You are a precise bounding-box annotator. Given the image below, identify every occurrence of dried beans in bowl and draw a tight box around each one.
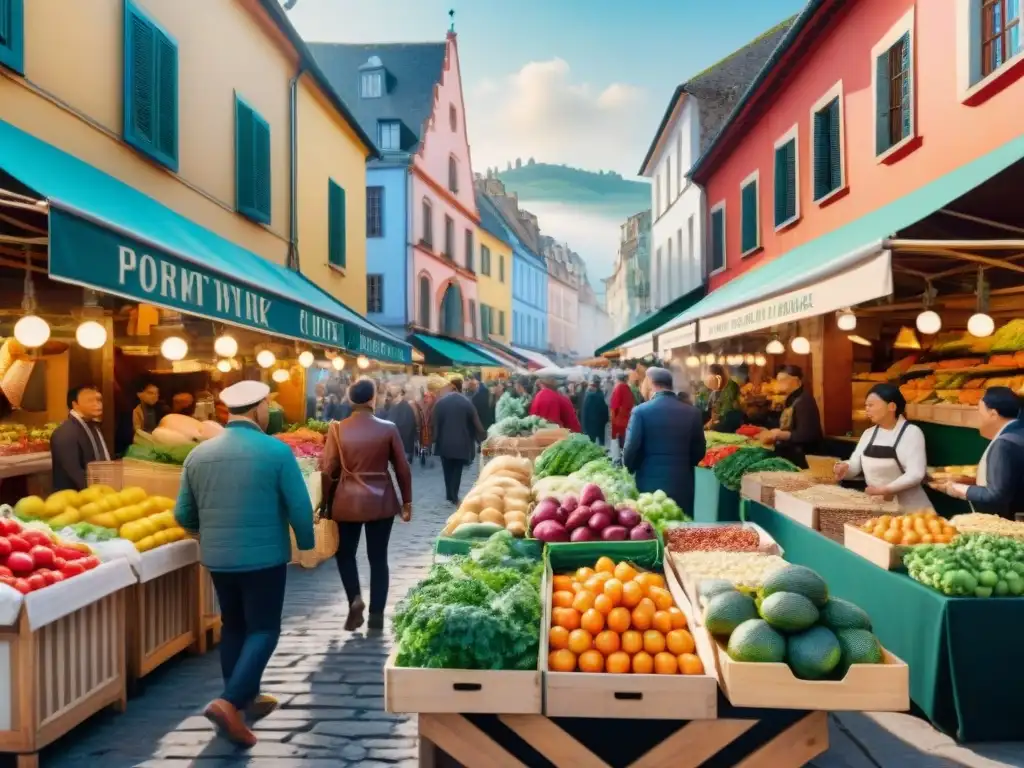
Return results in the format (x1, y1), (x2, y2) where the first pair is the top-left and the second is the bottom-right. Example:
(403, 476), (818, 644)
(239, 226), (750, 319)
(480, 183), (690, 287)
(665, 526), (760, 552)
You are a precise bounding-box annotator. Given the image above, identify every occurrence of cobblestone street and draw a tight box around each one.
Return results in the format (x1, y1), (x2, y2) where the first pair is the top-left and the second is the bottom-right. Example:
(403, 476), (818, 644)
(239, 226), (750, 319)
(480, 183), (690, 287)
(42, 458), (465, 768)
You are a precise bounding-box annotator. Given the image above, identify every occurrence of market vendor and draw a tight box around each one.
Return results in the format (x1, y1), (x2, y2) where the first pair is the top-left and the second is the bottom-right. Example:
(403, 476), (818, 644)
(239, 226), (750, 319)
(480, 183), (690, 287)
(936, 387), (1024, 518)
(834, 384), (931, 509)
(704, 364), (743, 433)
(759, 365), (821, 469)
(50, 384), (112, 491)
(131, 380), (162, 433)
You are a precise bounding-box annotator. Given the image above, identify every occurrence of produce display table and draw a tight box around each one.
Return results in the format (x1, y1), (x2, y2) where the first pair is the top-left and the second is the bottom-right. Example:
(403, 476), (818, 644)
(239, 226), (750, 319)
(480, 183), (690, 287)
(744, 499), (1024, 743)
(127, 541), (200, 685)
(0, 453), (51, 480)
(0, 559), (135, 768)
(192, 566), (221, 654)
(693, 468), (740, 523)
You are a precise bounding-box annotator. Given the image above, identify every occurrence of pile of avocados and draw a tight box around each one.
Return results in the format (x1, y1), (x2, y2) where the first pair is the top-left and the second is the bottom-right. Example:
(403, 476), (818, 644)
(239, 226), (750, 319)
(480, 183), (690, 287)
(702, 564), (884, 680)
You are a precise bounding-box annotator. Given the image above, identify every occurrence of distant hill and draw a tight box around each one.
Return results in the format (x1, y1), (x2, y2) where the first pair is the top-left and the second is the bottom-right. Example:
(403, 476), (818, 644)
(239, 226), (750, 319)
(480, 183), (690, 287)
(496, 163), (649, 212)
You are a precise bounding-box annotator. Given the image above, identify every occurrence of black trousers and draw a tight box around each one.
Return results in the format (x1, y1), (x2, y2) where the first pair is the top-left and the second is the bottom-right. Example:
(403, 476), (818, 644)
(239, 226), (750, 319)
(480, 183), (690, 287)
(440, 457), (465, 502)
(335, 517), (395, 615)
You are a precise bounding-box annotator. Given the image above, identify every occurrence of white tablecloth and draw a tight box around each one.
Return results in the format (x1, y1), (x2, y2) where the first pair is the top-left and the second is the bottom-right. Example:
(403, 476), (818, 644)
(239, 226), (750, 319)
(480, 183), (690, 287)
(22, 558), (135, 630)
(135, 539), (199, 583)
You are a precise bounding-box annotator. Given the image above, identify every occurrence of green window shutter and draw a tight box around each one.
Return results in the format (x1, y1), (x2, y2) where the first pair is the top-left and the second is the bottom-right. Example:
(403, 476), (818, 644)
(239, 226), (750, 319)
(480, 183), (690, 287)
(710, 209), (724, 270)
(328, 180), (346, 268)
(875, 53), (891, 154)
(123, 1), (177, 171)
(253, 114), (271, 222)
(784, 141), (796, 221)
(0, 0), (25, 75)
(740, 181), (757, 253)
(481, 303), (489, 335)
(235, 97), (271, 224)
(773, 146), (787, 226)
(899, 33), (912, 140)
(499, 310), (505, 336)
(828, 98), (842, 192)
(813, 109), (830, 200)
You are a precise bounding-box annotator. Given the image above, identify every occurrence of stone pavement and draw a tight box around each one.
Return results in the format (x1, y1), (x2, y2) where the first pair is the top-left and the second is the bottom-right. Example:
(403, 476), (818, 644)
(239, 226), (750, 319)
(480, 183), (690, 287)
(38, 458), (1024, 768)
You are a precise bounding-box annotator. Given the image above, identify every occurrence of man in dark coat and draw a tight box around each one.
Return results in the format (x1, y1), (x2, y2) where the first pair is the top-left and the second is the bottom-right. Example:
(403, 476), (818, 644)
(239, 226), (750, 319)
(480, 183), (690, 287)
(582, 378), (609, 446)
(388, 389), (419, 463)
(468, 373), (495, 436)
(622, 367), (706, 517)
(51, 385), (112, 491)
(432, 381), (485, 504)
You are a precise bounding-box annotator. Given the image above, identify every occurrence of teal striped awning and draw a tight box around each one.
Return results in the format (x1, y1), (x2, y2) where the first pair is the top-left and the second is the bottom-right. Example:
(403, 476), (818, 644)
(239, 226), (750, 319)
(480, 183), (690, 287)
(410, 334), (504, 367)
(594, 286), (705, 356)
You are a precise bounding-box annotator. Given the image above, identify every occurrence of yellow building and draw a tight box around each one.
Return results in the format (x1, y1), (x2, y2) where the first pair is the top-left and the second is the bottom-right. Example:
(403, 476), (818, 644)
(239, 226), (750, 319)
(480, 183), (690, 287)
(474, 192), (513, 345)
(0, 0), (389, 331)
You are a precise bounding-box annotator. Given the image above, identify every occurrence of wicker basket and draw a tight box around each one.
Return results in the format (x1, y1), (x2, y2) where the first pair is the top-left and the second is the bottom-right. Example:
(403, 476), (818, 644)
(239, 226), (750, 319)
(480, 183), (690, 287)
(87, 459), (183, 497)
(290, 518), (339, 568)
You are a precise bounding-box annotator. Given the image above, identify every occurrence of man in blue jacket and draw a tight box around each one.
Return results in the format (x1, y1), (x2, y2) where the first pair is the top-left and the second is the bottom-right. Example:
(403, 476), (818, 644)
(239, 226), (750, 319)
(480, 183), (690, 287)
(176, 380), (315, 747)
(623, 367), (706, 517)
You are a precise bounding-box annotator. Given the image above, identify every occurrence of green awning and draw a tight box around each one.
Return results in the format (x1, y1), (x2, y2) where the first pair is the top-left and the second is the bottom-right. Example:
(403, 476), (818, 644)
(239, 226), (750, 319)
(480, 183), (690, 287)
(594, 286), (705, 356)
(655, 133), (1024, 342)
(0, 119), (411, 363)
(410, 334), (502, 366)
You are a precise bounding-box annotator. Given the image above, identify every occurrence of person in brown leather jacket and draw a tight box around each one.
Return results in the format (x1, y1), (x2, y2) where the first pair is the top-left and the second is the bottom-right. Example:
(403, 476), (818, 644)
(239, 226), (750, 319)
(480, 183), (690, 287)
(321, 378), (413, 631)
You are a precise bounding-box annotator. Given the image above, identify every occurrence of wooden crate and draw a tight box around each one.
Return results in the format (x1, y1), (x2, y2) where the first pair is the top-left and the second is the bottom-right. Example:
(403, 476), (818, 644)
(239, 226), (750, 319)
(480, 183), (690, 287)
(843, 524), (910, 570)
(191, 566), (222, 655)
(127, 559), (199, 684)
(86, 459), (182, 498)
(708, 630), (909, 711)
(0, 570), (131, 768)
(542, 559), (718, 720)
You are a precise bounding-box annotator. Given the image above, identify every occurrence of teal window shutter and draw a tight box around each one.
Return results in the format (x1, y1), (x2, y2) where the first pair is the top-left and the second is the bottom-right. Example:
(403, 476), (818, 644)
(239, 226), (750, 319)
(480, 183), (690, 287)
(828, 98), (842, 191)
(328, 179), (346, 268)
(784, 141), (796, 221)
(813, 109), (830, 200)
(710, 209), (724, 270)
(875, 53), (891, 155)
(235, 96), (271, 224)
(740, 180), (758, 253)
(899, 33), (912, 140)
(0, 0), (25, 75)
(773, 146), (786, 226)
(123, 0), (178, 171)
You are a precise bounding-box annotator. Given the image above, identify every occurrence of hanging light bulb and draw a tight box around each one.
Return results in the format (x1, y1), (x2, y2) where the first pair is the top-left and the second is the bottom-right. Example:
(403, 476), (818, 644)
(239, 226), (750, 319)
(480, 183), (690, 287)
(332, 356), (345, 371)
(744, 354), (755, 365)
(75, 320), (107, 350)
(214, 334), (238, 358)
(754, 354), (767, 367)
(790, 336), (810, 355)
(836, 310), (857, 331)
(161, 336), (188, 361)
(357, 355), (370, 369)
(915, 310), (942, 335)
(13, 315), (50, 349)
(766, 338), (785, 355)
(967, 313), (994, 338)
(298, 350), (315, 368)
(256, 349), (276, 368)
(685, 355), (700, 368)
(703, 353), (716, 365)
(271, 368), (290, 384)
(216, 359), (233, 373)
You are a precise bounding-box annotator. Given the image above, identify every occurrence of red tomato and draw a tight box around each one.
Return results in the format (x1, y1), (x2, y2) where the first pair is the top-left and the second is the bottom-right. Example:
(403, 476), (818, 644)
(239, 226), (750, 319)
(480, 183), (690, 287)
(6, 535), (29, 553)
(13, 578), (32, 594)
(40, 570), (60, 586)
(0, 575), (15, 588)
(25, 574), (46, 592)
(0, 565), (12, 578)
(80, 556), (100, 571)
(6, 551), (33, 574)
(0, 518), (21, 536)
(22, 531), (51, 548)
(48, 571), (64, 584)
(61, 561), (85, 578)
(29, 545), (55, 569)
(52, 557), (66, 571)
(0, 538), (12, 558)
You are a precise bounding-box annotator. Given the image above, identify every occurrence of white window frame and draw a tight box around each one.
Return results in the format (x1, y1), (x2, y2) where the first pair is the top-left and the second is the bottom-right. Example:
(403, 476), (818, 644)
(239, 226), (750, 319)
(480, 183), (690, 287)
(377, 120), (400, 151)
(708, 200), (727, 277)
(738, 169), (761, 258)
(772, 123), (801, 232)
(870, 6), (916, 164)
(957, 0), (1024, 103)
(809, 80), (847, 205)
(360, 70), (383, 98)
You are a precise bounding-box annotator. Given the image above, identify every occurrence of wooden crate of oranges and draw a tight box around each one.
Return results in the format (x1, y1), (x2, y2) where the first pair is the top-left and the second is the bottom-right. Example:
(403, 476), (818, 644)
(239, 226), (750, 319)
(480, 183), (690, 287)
(542, 554), (718, 719)
(844, 511), (959, 570)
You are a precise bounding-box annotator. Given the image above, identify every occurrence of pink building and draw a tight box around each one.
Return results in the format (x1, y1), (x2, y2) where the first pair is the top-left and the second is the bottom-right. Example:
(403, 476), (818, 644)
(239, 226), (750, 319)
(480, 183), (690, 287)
(410, 31), (480, 338)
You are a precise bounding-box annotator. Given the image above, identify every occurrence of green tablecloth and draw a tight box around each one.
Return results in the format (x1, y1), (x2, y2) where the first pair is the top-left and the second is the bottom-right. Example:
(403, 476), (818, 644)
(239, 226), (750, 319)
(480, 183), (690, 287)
(693, 467), (741, 522)
(744, 499), (1024, 743)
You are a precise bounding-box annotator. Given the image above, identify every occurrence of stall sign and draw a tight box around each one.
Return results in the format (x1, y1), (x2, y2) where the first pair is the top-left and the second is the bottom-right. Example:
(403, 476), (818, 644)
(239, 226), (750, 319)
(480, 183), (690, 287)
(48, 207), (411, 363)
(698, 251), (892, 342)
(656, 323), (696, 355)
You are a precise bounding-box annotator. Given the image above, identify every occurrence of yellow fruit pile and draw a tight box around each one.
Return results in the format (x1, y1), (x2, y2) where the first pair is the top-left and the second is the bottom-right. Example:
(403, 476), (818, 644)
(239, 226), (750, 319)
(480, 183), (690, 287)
(859, 510), (958, 546)
(548, 557), (704, 676)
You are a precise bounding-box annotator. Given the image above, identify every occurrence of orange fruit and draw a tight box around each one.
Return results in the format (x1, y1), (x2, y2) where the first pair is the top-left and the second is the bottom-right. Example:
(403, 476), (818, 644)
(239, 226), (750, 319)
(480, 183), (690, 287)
(606, 651), (631, 674)
(632, 651), (654, 674)
(652, 610), (673, 634)
(902, 531), (921, 546)
(882, 528), (901, 544)
(602, 578), (624, 605)
(667, 606), (688, 630)
(614, 562), (637, 582)
(594, 594), (615, 615)
(636, 597), (656, 617)
(578, 649), (605, 673)
(678, 653), (704, 675)
(568, 628), (593, 655)
(595, 556), (616, 574)
(571, 581), (584, 593)
(581, 608), (605, 635)
(552, 590), (575, 609)
(576, 567), (595, 582)
(631, 606), (653, 631)
(549, 649), (576, 672)
(552, 575), (574, 592)
(649, 587), (675, 611)
(594, 630), (620, 656)
(553, 607), (581, 631)
(654, 652), (679, 675)
(572, 590), (596, 613)
(621, 581), (644, 608)
(549, 625), (570, 650)
(607, 607), (632, 634)
(643, 630), (666, 655)
(621, 629), (643, 655)
(666, 629), (696, 656)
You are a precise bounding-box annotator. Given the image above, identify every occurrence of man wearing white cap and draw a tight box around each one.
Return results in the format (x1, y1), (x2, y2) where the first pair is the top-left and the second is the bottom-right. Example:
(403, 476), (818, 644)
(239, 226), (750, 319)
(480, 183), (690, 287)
(175, 379), (315, 747)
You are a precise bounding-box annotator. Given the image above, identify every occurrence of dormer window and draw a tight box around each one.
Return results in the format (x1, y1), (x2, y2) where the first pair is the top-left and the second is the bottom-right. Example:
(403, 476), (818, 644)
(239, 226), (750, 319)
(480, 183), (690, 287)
(378, 120), (401, 150)
(359, 56), (385, 98)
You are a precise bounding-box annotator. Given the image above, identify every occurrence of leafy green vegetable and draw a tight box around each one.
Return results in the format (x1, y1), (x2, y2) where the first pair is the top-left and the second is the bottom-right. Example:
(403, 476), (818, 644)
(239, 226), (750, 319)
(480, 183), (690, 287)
(125, 442), (197, 465)
(705, 431), (755, 448)
(569, 458), (638, 505)
(68, 522), (118, 541)
(488, 415), (555, 438)
(496, 392), (527, 422)
(712, 446), (774, 491)
(906, 533), (1024, 597)
(287, 419), (330, 434)
(635, 490), (689, 533)
(534, 434), (605, 478)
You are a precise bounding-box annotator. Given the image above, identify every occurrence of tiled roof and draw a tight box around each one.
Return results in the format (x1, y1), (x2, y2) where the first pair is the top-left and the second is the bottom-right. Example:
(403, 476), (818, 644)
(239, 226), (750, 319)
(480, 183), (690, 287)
(308, 42), (447, 155)
(475, 192), (512, 245)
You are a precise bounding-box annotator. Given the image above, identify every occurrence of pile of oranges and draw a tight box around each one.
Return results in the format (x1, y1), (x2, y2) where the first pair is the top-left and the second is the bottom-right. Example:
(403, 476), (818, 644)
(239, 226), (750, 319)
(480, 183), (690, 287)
(859, 511), (958, 546)
(548, 557), (704, 676)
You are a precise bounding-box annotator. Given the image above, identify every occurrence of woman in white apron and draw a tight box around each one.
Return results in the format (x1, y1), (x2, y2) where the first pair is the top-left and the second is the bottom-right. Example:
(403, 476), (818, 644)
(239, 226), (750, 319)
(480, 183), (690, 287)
(835, 384), (932, 510)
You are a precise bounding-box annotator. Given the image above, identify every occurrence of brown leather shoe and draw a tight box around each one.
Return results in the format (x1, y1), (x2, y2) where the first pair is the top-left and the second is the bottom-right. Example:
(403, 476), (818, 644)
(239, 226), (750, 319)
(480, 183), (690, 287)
(205, 698), (257, 747)
(345, 596), (366, 631)
(247, 693), (279, 720)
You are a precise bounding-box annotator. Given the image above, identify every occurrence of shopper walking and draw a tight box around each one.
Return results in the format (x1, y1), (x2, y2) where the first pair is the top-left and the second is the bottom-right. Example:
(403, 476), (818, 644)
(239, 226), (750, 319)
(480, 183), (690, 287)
(388, 388), (419, 464)
(622, 367), (706, 516)
(321, 378), (413, 632)
(433, 378), (485, 504)
(529, 377), (582, 432)
(468, 373), (495, 436)
(609, 373), (636, 452)
(176, 380), (315, 748)
(582, 377), (609, 445)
